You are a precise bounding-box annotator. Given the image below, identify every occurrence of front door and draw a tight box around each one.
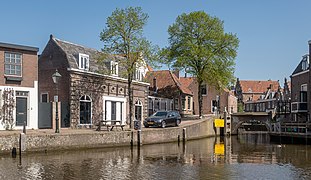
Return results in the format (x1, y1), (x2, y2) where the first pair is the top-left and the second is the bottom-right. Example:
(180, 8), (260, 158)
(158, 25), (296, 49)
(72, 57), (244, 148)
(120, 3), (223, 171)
(110, 101), (116, 125)
(16, 97), (27, 126)
(135, 105), (142, 121)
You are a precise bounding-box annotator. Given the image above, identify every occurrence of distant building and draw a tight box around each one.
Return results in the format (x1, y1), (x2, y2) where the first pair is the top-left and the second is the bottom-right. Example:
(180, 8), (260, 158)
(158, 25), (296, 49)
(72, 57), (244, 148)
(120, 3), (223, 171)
(290, 41), (310, 122)
(145, 70), (193, 116)
(0, 42), (39, 130)
(180, 77), (237, 115)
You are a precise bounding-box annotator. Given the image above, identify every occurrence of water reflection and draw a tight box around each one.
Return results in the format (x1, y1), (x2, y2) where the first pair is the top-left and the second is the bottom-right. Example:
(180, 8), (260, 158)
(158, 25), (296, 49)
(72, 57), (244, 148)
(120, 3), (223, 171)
(1, 134), (311, 179)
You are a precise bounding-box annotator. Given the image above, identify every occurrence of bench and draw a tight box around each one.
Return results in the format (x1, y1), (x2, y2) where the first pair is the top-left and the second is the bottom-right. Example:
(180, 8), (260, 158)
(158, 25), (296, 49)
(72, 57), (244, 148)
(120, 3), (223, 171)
(96, 120), (125, 131)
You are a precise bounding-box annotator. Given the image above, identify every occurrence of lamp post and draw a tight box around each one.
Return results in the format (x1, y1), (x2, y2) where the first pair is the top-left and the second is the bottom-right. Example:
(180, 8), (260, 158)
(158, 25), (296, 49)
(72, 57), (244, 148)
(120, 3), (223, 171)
(52, 69), (62, 133)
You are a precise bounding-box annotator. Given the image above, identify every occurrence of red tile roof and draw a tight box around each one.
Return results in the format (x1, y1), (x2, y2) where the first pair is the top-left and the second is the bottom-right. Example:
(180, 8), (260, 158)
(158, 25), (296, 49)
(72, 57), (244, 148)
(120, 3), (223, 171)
(240, 80), (279, 93)
(146, 70), (193, 95)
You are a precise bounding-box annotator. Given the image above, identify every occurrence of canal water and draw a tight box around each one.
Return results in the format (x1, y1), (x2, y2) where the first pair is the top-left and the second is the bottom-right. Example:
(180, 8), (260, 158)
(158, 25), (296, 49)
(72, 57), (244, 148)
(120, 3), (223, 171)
(1, 134), (311, 180)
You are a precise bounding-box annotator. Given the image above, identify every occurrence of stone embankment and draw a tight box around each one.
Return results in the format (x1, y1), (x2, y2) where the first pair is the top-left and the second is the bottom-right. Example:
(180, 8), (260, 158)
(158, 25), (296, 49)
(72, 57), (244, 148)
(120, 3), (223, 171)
(0, 117), (218, 154)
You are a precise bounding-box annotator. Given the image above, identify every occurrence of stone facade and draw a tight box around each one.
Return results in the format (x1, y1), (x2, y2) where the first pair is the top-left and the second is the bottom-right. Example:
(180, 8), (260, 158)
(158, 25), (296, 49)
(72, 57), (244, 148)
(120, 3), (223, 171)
(39, 35), (149, 128)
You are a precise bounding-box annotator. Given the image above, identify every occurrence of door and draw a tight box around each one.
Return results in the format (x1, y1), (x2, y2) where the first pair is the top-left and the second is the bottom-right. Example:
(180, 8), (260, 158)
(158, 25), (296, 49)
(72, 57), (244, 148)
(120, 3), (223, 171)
(111, 101), (116, 125)
(16, 97), (27, 126)
(135, 105), (142, 121)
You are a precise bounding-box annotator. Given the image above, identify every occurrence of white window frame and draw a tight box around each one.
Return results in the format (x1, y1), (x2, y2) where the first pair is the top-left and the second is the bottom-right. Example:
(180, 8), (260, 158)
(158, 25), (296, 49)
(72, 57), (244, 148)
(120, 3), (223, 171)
(41, 92), (49, 103)
(301, 84), (307, 92)
(4, 52), (22, 77)
(78, 53), (89, 71)
(201, 84), (208, 96)
(111, 61), (118, 76)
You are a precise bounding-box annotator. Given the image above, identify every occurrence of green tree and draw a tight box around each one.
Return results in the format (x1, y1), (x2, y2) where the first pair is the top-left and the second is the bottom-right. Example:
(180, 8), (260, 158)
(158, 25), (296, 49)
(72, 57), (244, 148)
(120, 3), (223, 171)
(100, 7), (158, 128)
(162, 11), (239, 118)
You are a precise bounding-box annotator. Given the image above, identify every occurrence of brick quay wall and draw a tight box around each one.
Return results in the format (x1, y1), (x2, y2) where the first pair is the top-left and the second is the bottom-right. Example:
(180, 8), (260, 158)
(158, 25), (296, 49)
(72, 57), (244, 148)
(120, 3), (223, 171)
(0, 118), (218, 154)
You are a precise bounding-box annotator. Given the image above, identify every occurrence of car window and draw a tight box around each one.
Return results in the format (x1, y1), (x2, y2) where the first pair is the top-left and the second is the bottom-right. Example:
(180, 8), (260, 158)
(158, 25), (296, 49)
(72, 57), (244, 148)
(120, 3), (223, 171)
(154, 111), (167, 117)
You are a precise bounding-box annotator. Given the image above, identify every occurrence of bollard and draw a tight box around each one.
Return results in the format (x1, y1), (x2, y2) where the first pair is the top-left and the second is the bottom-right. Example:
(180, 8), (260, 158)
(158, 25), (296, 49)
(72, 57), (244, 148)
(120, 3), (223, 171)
(19, 133), (26, 155)
(178, 135), (180, 145)
(23, 121), (26, 134)
(182, 128), (187, 143)
(12, 147), (17, 158)
(130, 131), (134, 146)
(137, 130), (141, 147)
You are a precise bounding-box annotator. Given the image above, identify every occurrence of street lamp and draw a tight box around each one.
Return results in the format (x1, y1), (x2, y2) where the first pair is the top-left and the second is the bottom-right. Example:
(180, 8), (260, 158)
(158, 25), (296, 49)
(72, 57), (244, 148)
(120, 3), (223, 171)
(52, 69), (62, 133)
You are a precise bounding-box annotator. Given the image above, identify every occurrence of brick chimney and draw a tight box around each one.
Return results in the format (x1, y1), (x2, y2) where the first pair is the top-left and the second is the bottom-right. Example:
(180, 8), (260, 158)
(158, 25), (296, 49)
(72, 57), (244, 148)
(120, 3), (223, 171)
(308, 40), (311, 57)
(153, 77), (157, 93)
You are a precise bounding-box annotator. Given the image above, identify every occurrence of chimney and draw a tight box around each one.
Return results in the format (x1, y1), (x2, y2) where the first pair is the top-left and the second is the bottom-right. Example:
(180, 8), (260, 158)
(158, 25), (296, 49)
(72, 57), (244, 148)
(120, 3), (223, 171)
(153, 77), (157, 93)
(308, 40), (311, 58)
(173, 70), (179, 79)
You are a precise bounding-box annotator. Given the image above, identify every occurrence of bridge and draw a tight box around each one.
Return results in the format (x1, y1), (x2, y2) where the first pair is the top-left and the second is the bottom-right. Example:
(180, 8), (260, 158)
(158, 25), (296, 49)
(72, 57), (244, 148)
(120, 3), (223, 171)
(230, 112), (272, 135)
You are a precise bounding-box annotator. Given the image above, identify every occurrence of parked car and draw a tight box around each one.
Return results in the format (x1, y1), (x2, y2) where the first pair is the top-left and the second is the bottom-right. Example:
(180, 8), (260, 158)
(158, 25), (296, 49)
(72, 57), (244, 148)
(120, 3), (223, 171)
(143, 111), (181, 128)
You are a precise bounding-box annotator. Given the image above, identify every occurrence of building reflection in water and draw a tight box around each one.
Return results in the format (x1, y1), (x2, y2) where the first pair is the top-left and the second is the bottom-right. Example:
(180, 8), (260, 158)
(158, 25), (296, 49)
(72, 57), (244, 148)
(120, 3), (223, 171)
(1, 134), (311, 179)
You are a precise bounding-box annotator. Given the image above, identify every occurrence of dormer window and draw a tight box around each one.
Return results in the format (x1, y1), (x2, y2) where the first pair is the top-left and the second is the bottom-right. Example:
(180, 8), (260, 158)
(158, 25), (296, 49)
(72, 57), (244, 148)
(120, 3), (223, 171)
(78, 53), (89, 71)
(302, 55), (309, 71)
(134, 69), (143, 81)
(110, 61), (118, 76)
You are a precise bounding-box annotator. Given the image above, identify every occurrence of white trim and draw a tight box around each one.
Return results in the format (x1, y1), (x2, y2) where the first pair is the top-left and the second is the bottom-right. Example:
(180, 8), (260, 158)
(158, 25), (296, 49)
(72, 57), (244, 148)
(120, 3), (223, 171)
(67, 68), (150, 86)
(291, 69), (309, 77)
(78, 53), (89, 71)
(0, 81), (38, 130)
(40, 92), (49, 103)
(79, 95), (92, 125)
(103, 96), (127, 125)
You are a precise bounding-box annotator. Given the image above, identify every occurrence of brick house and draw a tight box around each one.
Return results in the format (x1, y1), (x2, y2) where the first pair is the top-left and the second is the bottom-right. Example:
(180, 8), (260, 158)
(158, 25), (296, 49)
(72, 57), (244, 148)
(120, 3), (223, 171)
(180, 77), (237, 116)
(38, 35), (149, 128)
(145, 70), (193, 116)
(0, 42), (39, 130)
(235, 79), (280, 104)
(290, 41), (310, 122)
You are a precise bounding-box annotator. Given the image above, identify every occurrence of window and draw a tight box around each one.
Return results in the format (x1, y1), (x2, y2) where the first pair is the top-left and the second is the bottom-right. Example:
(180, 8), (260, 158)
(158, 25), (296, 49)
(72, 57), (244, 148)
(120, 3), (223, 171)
(302, 55), (309, 71)
(188, 97), (191, 110)
(80, 95), (92, 124)
(174, 98), (179, 110)
(182, 96), (186, 110)
(134, 69), (143, 81)
(301, 84), (308, 102)
(111, 61), (118, 75)
(201, 85), (207, 95)
(41, 93), (49, 103)
(4, 52), (22, 76)
(78, 53), (89, 70)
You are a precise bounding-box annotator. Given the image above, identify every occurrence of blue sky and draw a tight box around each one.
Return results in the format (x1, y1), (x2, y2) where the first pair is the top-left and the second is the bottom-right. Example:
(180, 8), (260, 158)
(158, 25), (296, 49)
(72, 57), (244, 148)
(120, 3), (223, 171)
(1, 1), (311, 84)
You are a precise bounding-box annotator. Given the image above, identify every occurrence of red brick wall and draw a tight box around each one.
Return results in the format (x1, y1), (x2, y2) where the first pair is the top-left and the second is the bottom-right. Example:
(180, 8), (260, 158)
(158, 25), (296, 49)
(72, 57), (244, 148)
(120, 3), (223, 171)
(38, 39), (70, 103)
(188, 80), (235, 115)
(0, 47), (38, 87)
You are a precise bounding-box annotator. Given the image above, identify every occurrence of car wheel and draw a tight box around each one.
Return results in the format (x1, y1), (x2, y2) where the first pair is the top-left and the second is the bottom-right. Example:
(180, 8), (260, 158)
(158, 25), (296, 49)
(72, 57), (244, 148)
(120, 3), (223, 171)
(161, 121), (166, 128)
(144, 125), (149, 128)
(176, 119), (180, 126)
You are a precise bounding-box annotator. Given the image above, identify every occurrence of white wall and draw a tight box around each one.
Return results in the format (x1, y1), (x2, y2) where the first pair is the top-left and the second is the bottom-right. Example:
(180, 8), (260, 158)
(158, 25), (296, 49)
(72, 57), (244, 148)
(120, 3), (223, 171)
(0, 81), (38, 130)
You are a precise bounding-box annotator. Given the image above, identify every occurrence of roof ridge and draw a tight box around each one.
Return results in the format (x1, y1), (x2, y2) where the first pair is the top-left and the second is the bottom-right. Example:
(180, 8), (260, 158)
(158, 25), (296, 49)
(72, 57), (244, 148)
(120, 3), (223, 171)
(53, 37), (99, 52)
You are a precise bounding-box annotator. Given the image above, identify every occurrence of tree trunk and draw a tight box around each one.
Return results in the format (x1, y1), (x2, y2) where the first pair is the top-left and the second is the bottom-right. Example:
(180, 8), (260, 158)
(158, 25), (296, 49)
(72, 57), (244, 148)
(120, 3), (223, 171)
(198, 80), (203, 119)
(128, 76), (133, 129)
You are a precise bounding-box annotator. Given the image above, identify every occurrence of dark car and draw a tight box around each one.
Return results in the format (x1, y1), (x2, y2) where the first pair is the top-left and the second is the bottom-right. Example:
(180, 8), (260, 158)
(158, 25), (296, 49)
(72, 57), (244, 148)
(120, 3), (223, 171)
(143, 111), (181, 128)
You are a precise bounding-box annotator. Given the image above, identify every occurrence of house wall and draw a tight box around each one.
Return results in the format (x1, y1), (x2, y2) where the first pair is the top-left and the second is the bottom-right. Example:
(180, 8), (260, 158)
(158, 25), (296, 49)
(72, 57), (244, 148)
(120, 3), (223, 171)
(291, 71), (309, 102)
(291, 71), (309, 122)
(38, 39), (70, 104)
(0, 47), (38, 87)
(188, 80), (235, 116)
(0, 46), (38, 130)
(68, 72), (149, 128)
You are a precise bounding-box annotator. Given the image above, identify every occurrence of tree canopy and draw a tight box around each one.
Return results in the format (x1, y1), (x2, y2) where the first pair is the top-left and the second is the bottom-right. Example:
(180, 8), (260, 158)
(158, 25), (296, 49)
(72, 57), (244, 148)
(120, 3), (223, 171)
(100, 7), (158, 128)
(162, 11), (239, 117)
